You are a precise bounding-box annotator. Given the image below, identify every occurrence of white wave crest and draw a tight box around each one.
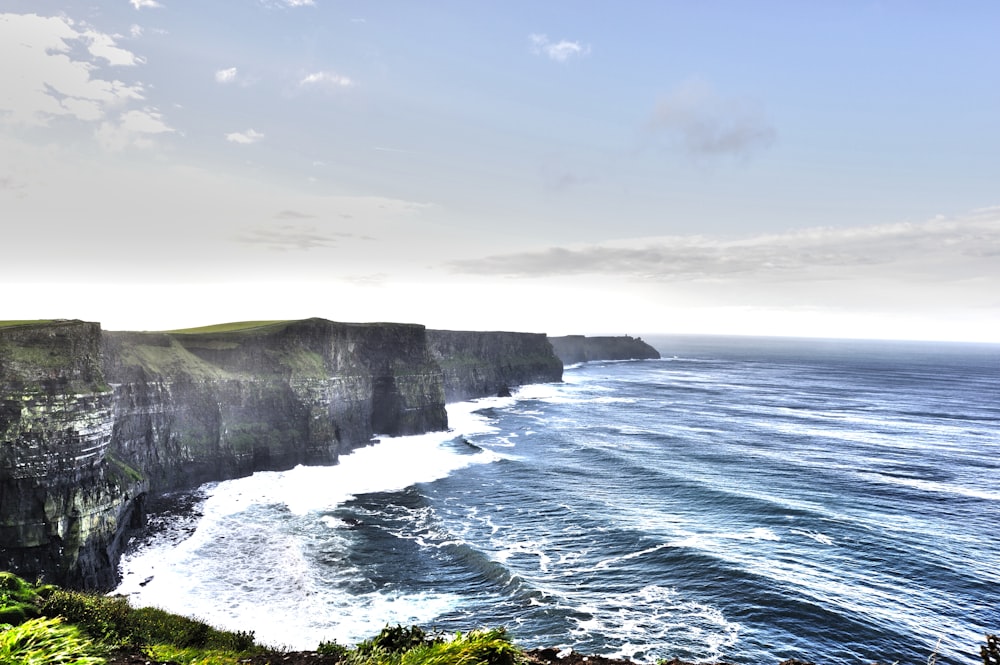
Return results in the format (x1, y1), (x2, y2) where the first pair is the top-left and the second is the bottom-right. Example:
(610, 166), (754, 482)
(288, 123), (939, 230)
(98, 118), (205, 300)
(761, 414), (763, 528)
(115, 415), (502, 648)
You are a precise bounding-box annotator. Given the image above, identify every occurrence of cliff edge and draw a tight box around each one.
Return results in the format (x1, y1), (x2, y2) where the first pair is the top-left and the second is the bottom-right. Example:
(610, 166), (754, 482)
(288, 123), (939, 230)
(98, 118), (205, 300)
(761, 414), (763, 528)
(102, 318), (449, 493)
(0, 321), (145, 588)
(1, 318), (565, 588)
(548, 335), (660, 365)
(427, 329), (563, 402)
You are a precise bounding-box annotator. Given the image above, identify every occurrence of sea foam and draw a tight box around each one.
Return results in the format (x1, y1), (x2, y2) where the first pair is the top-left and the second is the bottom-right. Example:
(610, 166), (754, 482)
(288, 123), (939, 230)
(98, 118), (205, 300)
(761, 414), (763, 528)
(115, 400), (504, 649)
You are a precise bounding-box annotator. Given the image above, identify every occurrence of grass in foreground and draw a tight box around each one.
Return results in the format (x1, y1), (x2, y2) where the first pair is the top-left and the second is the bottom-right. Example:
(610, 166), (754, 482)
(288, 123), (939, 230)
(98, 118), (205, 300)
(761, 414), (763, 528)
(317, 624), (520, 665)
(3, 573), (998, 665)
(1, 572), (258, 664)
(1, 573), (523, 665)
(0, 617), (105, 665)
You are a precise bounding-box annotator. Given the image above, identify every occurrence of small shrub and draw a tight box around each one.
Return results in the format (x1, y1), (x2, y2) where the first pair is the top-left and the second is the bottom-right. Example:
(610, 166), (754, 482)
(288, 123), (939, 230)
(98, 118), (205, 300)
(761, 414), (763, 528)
(318, 639), (350, 660)
(126, 606), (207, 647)
(400, 628), (521, 665)
(39, 590), (131, 644)
(346, 624), (446, 665)
(0, 616), (106, 665)
(0, 573), (42, 626)
(126, 606), (255, 651)
(0, 573), (34, 598)
(367, 625), (438, 655)
(0, 602), (34, 625)
(219, 629), (256, 653)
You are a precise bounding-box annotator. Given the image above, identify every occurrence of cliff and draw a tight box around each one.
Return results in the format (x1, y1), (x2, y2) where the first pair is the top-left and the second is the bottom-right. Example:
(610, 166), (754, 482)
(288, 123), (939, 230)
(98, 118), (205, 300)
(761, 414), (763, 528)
(102, 319), (448, 493)
(427, 330), (563, 402)
(1, 319), (565, 589)
(0, 321), (144, 589)
(548, 335), (660, 365)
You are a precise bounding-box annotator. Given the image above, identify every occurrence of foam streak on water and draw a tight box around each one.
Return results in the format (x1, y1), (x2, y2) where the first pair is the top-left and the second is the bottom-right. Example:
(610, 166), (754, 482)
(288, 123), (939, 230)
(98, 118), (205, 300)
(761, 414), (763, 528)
(117, 336), (1000, 664)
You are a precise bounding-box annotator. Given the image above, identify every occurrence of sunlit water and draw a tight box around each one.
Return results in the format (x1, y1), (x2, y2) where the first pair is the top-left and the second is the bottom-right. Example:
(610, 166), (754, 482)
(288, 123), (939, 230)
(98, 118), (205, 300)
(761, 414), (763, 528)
(116, 336), (1000, 665)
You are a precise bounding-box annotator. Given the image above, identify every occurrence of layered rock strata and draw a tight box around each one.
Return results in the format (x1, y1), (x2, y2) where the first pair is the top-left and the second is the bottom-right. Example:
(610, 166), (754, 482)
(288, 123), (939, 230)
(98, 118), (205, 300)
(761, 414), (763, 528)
(427, 330), (563, 402)
(2, 319), (565, 588)
(102, 319), (448, 494)
(0, 321), (144, 589)
(548, 335), (660, 365)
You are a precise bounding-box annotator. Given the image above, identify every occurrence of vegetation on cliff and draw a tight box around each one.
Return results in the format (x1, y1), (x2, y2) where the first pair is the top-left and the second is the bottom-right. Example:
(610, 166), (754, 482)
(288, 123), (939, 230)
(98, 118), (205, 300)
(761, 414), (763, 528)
(0, 572), (525, 665)
(165, 321), (290, 335)
(2, 573), (998, 665)
(2, 319), (455, 588)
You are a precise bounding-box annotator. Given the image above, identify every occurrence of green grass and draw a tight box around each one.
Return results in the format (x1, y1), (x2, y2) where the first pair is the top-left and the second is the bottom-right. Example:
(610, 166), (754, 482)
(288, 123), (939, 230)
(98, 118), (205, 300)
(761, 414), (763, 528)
(165, 320), (290, 334)
(319, 625), (521, 665)
(400, 628), (521, 665)
(38, 589), (256, 654)
(107, 455), (145, 484)
(0, 320), (55, 329)
(3, 573), (999, 665)
(0, 576), (522, 665)
(0, 574), (260, 664)
(111, 336), (226, 379)
(0, 617), (106, 665)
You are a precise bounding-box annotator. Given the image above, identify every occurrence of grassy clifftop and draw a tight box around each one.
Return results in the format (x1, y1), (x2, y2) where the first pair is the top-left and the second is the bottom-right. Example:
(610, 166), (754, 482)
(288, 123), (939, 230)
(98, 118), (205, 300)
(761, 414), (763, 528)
(0, 320), (56, 329)
(0, 320), (107, 393)
(165, 321), (290, 334)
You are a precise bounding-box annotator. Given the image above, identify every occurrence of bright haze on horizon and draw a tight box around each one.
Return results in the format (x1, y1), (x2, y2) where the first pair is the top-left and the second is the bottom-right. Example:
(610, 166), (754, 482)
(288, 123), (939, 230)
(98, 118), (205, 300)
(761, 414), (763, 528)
(1, 2), (998, 342)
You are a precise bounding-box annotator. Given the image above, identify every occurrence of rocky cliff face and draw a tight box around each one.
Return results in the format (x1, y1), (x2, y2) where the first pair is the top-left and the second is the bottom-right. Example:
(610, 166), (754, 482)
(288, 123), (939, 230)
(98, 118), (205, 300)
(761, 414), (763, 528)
(103, 319), (448, 494)
(548, 335), (660, 365)
(1, 319), (449, 588)
(2, 319), (564, 589)
(0, 321), (145, 589)
(427, 330), (563, 402)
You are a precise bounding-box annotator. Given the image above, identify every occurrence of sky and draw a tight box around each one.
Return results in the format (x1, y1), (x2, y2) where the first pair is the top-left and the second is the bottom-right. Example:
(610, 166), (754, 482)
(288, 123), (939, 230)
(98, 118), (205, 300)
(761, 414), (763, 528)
(1, 1), (999, 341)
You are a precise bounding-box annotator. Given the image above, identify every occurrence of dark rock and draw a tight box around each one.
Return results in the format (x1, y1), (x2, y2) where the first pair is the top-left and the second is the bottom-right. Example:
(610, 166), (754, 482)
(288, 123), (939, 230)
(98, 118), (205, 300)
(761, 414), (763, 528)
(548, 335), (660, 365)
(0, 320), (146, 589)
(427, 329), (562, 402)
(102, 319), (448, 493)
(1, 318), (568, 589)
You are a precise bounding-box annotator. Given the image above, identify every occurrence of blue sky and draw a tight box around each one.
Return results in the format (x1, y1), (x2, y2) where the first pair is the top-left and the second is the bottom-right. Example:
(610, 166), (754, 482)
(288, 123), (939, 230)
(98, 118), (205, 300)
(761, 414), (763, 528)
(1, 1), (998, 340)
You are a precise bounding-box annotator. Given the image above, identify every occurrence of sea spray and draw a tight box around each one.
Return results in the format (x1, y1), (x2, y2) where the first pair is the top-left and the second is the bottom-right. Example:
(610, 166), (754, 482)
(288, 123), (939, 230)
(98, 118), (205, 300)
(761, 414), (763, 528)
(116, 401), (506, 649)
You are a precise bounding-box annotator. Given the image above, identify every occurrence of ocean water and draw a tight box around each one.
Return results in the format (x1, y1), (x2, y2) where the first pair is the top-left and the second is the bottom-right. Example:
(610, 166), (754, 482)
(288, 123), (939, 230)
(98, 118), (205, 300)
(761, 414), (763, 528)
(115, 336), (1000, 665)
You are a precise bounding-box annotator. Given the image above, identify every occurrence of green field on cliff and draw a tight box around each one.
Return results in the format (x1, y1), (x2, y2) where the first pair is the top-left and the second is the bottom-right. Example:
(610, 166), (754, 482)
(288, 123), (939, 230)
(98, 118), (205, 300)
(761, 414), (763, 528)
(0, 320), (55, 329)
(164, 320), (291, 334)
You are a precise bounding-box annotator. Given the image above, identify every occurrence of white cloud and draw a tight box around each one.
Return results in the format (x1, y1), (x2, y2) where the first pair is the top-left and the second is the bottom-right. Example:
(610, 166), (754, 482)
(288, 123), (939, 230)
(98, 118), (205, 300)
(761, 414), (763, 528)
(129, 24), (143, 38)
(96, 108), (174, 150)
(447, 208), (1000, 312)
(226, 129), (265, 144)
(260, 0), (316, 7)
(215, 67), (238, 84)
(530, 33), (590, 62)
(82, 29), (144, 65)
(300, 71), (354, 88)
(130, 0), (163, 9)
(236, 224), (356, 251)
(0, 12), (171, 149)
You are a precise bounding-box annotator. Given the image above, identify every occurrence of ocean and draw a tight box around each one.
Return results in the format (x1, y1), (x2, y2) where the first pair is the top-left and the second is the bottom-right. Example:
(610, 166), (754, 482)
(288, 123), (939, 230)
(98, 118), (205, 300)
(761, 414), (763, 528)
(114, 335), (1000, 665)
